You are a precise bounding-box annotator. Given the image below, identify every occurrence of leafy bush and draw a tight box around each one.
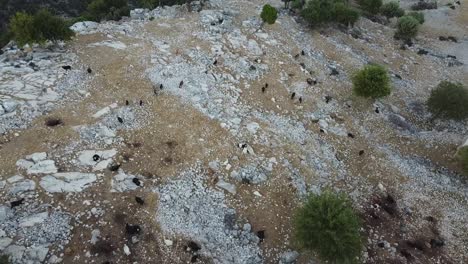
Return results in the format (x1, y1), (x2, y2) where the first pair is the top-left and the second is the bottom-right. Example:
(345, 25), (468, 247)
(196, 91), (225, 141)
(294, 191), (363, 264)
(9, 9), (74, 46)
(407, 11), (425, 24)
(301, 0), (360, 27)
(381, 1), (405, 18)
(457, 146), (468, 176)
(352, 64), (391, 98)
(335, 3), (360, 26)
(261, 4), (278, 25)
(358, 0), (383, 14)
(427, 81), (468, 120)
(0, 30), (13, 48)
(394, 15), (420, 40)
(87, 0), (130, 22)
(291, 0), (305, 9)
(139, 0), (159, 9)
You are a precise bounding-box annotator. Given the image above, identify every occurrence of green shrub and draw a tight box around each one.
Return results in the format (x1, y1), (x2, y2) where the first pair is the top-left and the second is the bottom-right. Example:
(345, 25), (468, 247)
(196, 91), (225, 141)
(301, 0), (360, 27)
(261, 4), (278, 25)
(381, 1), (405, 18)
(457, 146), (468, 176)
(0, 30), (13, 48)
(9, 9), (74, 46)
(352, 64), (391, 98)
(358, 0), (383, 14)
(335, 3), (360, 26)
(291, 0), (305, 9)
(294, 191), (363, 264)
(407, 11), (425, 24)
(139, 0), (159, 9)
(394, 15), (420, 40)
(87, 0), (130, 22)
(427, 81), (468, 120)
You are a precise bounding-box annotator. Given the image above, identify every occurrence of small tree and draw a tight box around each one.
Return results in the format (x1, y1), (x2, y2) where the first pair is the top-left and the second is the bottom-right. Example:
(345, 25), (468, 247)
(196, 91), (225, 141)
(381, 1), (405, 18)
(427, 81), (468, 120)
(394, 15), (420, 41)
(407, 11), (425, 24)
(335, 3), (360, 26)
(353, 64), (391, 98)
(301, 0), (360, 27)
(294, 191), (363, 264)
(358, 0), (383, 14)
(261, 4), (279, 25)
(9, 9), (74, 46)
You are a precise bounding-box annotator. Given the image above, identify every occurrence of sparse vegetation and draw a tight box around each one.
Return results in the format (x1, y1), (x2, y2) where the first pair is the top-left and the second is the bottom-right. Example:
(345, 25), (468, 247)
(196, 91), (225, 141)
(427, 81), (468, 120)
(358, 0), (383, 14)
(394, 15), (420, 41)
(352, 64), (391, 98)
(86, 0), (130, 22)
(9, 9), (74, 46)
(300, 0), (360, 27)
(407, 11), (425, 24)
(457, 146), (468, 176)
(260, 4), (278, 25)
(381, 1), (405, 18)
(294, 191), (363, 264)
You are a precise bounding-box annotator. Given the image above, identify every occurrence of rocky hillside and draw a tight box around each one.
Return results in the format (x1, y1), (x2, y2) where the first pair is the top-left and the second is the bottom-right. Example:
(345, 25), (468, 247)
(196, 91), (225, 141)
(0, 0), (467, 263)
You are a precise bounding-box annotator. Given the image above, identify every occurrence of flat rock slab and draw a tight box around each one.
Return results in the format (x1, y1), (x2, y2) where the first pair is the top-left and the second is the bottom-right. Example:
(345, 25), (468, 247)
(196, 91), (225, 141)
(40, 172), (97, 193)
(19, 212), (49, 228)
(77, 149), (117, 171)
(27, 160), (58, 175)
(111, 171), (141, 192)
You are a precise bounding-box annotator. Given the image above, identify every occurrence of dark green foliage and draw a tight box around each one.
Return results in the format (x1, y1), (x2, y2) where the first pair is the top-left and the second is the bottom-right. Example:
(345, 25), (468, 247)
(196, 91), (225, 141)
(291, 0), (305, 9)
(358, 0), (383, 14)
(407, 11), (425, 24)
(381, 1), (405, 18)
(9, 9), (74, 46)
(335, 3), (360, 26)
(0, 255), (9, 264)
(294, 191), (363, 264)
(300, 0), (360, 27)
(352, 64), (391, 98)
(457, 147), (468, 176)
(261, 4), (278, 25)
(87, 0), (130, 21)
(427, 81), (468, 120)
(394, 15), (420, 40)
(0, 30), (13, 48)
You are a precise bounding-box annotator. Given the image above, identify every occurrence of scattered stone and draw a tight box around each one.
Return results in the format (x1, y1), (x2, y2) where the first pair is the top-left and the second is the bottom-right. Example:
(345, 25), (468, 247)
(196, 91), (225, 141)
(279, 251), (300, 264)
(123, 244), (131, 256)
(216, 179), (237, 194)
